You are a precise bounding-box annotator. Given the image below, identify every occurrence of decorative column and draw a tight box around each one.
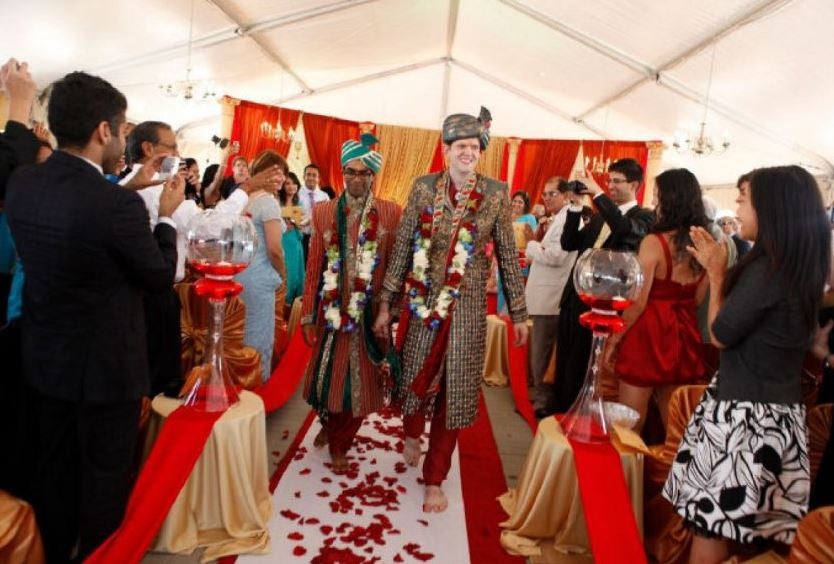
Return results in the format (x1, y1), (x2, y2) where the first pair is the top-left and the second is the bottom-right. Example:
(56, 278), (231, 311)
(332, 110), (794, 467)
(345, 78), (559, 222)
(506, 138), (522, 191)
(642, 141), (665, 209)
(218, 96), (240, 141)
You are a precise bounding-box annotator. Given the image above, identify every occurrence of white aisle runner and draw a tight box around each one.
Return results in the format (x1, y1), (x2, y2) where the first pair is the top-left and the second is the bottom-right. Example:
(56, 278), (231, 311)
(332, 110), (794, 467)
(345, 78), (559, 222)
(240, 410), (470, 563)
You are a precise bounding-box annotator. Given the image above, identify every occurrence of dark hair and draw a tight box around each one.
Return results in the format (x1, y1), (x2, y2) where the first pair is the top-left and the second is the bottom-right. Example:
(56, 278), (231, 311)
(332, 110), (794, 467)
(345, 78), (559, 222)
(250, 149), (288, 176)
(279, 171), (302, 206)
(304, 163), (320, 174)
(47, 72), (126, 149)
(512, 191), (532, 214)
(608, 158), (644, 184)
(127, 121), (171, 163)
(544, 176), (568, 194)
(201, 163), (219, 189)
(736, 172), (753, 189)
(652, 169), (707, 272)
(184, 157), (197, 169)
(723, 165), (831, 332)
(321, 186), (336, 199)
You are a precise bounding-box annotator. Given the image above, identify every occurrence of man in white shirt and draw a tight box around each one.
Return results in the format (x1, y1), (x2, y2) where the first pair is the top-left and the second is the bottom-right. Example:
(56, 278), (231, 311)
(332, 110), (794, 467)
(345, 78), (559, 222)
(524, 178), (576, 417)
(298, 163), (330, 259)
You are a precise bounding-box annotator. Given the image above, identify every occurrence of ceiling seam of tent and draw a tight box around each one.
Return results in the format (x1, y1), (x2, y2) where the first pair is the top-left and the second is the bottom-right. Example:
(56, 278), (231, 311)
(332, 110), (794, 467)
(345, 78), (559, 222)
(87, 0), (378, 76)
(576, 0), (794, 119)
(206, 0), (312, 93)
(441, 0), (461, 120)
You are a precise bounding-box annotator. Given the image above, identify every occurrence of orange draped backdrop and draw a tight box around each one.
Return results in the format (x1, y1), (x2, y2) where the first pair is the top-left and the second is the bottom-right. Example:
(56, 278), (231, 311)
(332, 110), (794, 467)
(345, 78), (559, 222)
(301, 113), (361, 194)
(582, 140), (650, 205)
(512, 139), (581, 204)
(229, 100), (301, 173)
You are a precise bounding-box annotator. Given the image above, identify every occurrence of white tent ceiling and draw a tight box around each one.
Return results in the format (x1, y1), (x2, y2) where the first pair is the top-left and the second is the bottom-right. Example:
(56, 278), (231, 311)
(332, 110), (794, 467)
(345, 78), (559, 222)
(3, 0), (833, 185)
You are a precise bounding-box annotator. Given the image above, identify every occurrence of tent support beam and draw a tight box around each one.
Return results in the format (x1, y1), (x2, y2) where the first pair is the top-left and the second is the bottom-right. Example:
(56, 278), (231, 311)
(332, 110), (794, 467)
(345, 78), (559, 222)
(440, 0), (460, 119)
(88, 0), (377, 76)
(207, 0), (311, 93)
(450, 59), (604, 138)
(575, 0), (793, 119)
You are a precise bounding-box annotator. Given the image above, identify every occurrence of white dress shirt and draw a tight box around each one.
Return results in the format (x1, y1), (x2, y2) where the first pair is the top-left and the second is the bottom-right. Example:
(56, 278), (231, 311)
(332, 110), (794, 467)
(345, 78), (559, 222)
(525, 206), (577, 315)
(298, 186), (330, 235)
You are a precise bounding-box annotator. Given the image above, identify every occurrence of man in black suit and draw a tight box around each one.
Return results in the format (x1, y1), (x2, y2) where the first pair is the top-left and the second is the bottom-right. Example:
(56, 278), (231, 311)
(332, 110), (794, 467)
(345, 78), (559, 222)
(5, 71), (184, 562)
(543, 158), (654, 416)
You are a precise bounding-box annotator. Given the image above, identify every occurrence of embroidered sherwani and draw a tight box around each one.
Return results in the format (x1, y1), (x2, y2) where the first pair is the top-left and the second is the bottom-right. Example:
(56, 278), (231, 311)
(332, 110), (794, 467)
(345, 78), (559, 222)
(381, 173), (527, 429)
(301, 192), (402, 416)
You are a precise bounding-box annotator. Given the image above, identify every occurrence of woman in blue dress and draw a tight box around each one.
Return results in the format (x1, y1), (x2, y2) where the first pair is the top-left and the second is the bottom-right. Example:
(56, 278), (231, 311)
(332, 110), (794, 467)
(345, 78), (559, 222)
(277, 172), (307, 307)
(497, 190), (537, 314)
(236, 150), (287, 382)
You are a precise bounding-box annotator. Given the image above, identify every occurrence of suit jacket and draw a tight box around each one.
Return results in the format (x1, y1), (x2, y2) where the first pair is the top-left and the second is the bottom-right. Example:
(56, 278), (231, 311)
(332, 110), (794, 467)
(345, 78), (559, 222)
(382, 172), (528, 429)
(301, 195), (402, 416)
(5, 150), (178, 402)
(525, 205), (576, 316)
(0, 121), (40, 200)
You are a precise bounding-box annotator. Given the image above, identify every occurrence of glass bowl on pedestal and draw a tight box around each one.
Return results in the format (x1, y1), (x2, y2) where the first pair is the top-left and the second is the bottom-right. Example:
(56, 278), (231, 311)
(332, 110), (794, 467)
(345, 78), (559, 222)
(562, 249), (643, 443)
(183, 210), (257, 412)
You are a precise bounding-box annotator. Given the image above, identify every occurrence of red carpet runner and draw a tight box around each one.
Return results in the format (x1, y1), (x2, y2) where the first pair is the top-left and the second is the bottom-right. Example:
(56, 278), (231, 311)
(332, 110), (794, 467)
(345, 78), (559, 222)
(503, 317), (536, 431)
(256, 330), (312, 413)
(567, 436), (646, 564)
(85, 408), (223, 563)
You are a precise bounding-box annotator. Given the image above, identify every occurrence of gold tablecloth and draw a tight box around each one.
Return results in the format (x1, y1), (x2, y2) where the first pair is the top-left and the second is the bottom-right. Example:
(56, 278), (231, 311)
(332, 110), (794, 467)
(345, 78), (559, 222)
(148, 391), (271, 562)
(499, 417), (646, 563)
(483, 314), (510, 386)
(0, 490), (44, 564)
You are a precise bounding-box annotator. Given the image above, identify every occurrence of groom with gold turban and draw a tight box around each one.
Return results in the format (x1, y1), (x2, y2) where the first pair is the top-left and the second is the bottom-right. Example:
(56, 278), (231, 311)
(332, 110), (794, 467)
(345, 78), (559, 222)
(300, 133), (402, 471)
(374, 108), (528, 512)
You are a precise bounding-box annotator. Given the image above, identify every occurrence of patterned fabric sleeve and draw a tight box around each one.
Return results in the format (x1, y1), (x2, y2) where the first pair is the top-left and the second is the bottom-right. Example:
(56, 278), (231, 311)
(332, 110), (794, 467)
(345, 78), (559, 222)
(380, 177), (428, 305)
(300, 202), (330, 325)
(493, 182), (528, 324)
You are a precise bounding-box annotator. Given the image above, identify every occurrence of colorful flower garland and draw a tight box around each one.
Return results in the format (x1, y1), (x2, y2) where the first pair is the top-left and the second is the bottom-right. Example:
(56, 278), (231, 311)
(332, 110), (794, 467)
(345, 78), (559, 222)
(405, 173), (483, 330)
(319, 195), (380, 332)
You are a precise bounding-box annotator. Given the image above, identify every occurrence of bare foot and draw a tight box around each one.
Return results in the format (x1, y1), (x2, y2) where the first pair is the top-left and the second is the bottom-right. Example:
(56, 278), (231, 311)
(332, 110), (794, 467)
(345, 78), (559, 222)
(403, 437), (421, 467)
(331, 452), (348, 472)
(313, 428), (328, 449)
(423, 485), (448, 513)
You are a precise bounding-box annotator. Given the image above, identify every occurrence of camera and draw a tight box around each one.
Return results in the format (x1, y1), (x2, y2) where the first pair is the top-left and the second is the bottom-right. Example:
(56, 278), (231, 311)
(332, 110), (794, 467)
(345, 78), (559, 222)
(211, 135), (229, 149)
(158, 156), (180, 180)
(564, 180), (588, 193)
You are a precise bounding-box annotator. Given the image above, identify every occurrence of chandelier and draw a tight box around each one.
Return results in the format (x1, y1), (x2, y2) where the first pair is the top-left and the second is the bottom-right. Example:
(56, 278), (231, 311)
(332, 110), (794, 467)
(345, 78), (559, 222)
(259, 118), (296, 143)
(672, 45), (730, 156)
(159, 0), (217, 102)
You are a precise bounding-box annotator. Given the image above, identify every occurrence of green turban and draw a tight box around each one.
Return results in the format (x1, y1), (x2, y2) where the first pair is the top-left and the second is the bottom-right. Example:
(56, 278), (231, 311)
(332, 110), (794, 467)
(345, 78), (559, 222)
(340, 133), (383, 173)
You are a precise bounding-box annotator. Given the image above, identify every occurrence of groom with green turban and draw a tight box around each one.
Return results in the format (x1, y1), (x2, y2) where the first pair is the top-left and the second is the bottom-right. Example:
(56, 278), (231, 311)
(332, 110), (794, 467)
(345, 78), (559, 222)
(300, 133), (402, 472)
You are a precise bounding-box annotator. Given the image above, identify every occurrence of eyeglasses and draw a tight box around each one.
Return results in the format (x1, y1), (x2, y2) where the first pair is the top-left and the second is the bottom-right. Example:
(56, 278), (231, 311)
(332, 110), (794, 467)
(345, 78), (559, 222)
(343, 168), (374, 179)
(718, 220), (735, 226)
(542, 191), (559, 197)
(155, 141), (178, 152)
(607, 178), (631, 185)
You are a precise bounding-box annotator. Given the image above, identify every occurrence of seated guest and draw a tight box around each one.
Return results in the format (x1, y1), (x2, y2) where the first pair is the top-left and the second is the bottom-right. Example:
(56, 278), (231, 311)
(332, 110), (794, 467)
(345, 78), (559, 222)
(5, 71), (183, 562)
(664, 166), (830, 563)
(606, 169), (709, 431)
(236, 150), (287, 382)
(278, 171), (306, 307)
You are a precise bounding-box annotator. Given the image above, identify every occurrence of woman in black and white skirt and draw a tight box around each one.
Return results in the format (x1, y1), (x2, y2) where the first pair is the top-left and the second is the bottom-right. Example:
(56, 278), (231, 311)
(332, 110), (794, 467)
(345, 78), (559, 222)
(663, 166), (831, 563)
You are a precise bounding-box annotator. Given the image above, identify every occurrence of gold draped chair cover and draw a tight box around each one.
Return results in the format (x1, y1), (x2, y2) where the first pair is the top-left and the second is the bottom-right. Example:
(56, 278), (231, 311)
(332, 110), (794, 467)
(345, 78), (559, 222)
(808, 403), (832, 483)
(644, 385), (707, 564)
(0, 490), (44, 564)
(175, 283), (262, 390)
(789, 506), (834, 563)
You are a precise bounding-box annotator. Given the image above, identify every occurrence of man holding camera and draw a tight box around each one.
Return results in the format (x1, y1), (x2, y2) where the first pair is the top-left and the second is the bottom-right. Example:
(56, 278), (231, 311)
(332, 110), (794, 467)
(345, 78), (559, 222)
(545, 158), (654, 415)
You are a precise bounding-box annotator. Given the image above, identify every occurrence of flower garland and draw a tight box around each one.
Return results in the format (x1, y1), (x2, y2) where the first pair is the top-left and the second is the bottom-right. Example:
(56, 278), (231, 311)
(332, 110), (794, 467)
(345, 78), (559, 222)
(405, 173), (483, 330)
(319, 195), (380, 332)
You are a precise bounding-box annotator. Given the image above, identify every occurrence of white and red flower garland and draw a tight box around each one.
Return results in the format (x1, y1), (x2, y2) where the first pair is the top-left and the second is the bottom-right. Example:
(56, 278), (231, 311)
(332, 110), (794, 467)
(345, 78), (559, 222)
(405, 174), (483, 330)
(319, 195), (380, 332)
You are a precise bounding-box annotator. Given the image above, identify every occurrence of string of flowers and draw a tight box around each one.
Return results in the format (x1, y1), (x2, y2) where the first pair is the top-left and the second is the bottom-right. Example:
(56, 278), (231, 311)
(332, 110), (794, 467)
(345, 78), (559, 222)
(320, 196), (380, 332)
(405, 173), (483, 330)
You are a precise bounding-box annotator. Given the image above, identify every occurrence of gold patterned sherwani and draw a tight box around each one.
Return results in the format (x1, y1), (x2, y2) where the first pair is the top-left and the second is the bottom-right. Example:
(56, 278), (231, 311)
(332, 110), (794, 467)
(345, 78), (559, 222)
(381, 172), (527, 429)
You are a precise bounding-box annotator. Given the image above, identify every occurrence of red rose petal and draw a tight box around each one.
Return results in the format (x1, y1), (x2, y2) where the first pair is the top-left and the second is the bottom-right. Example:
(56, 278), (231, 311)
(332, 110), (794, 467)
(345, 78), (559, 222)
(320, 525), (333, 535)
(287, 531), (304, 541)
(316, 490), (330, 497)
(292, 545), (306, 556)
(299, 468), (311, 475)
(304, 517), (320, 525)
(394, 555), (404, 563)
(280, 509), (301, 520)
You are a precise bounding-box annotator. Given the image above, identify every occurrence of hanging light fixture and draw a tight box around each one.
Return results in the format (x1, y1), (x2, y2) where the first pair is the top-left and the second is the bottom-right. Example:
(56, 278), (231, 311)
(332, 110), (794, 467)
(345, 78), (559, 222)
(584, 106), (611, 174)
(159, 0), (217, 102)
(673, 45), (730, 156)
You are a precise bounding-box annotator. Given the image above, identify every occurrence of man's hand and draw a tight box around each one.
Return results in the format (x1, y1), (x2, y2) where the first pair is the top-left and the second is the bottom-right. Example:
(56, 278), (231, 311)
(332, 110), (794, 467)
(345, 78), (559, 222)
(1, 58), (37, 125)
(580, 171), (604, 197)
(32, 121), (52, 145)
(124, 153), (168, 191)
(158, 174), (185, 219)
(513, 321), (528, 347)
(372, 306), (391, 340)
(302, 323), (318, 347)
(242, 165), (282, 194)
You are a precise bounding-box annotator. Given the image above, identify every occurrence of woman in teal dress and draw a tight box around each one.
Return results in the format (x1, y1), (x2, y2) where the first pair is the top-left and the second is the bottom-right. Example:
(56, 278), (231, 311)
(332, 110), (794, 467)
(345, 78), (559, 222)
(498, 191), (538, 314)
(278, 172), (307, 307)
(236, 150), (287, 382)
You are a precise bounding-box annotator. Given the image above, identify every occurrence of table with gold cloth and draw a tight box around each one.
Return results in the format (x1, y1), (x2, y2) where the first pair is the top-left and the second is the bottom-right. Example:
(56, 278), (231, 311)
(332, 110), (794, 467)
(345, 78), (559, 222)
(499, 417), (646, 563)
(483, 315), (510, 386)
(146, 391), (271, 561)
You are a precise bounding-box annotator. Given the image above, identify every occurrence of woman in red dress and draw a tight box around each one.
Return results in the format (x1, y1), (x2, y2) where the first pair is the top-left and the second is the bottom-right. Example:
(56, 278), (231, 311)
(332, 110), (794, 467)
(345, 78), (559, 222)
(605, 169), (709, 431)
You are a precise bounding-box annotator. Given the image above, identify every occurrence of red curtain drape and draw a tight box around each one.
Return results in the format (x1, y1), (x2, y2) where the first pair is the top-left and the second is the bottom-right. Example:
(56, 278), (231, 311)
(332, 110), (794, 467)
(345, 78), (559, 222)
(429, 139), (445, 173)
(301, 113), (360, 194)
(512, 139), (581, 205)
(229, 101), (301, 175)
(581, 141), (649, 205)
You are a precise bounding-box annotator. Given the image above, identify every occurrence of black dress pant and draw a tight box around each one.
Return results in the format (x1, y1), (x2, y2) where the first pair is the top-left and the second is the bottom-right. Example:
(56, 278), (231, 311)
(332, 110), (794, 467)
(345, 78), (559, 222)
(143, 288), (181, 397)
(29, 390), (141, 563)
(546, 285), (592, 414)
